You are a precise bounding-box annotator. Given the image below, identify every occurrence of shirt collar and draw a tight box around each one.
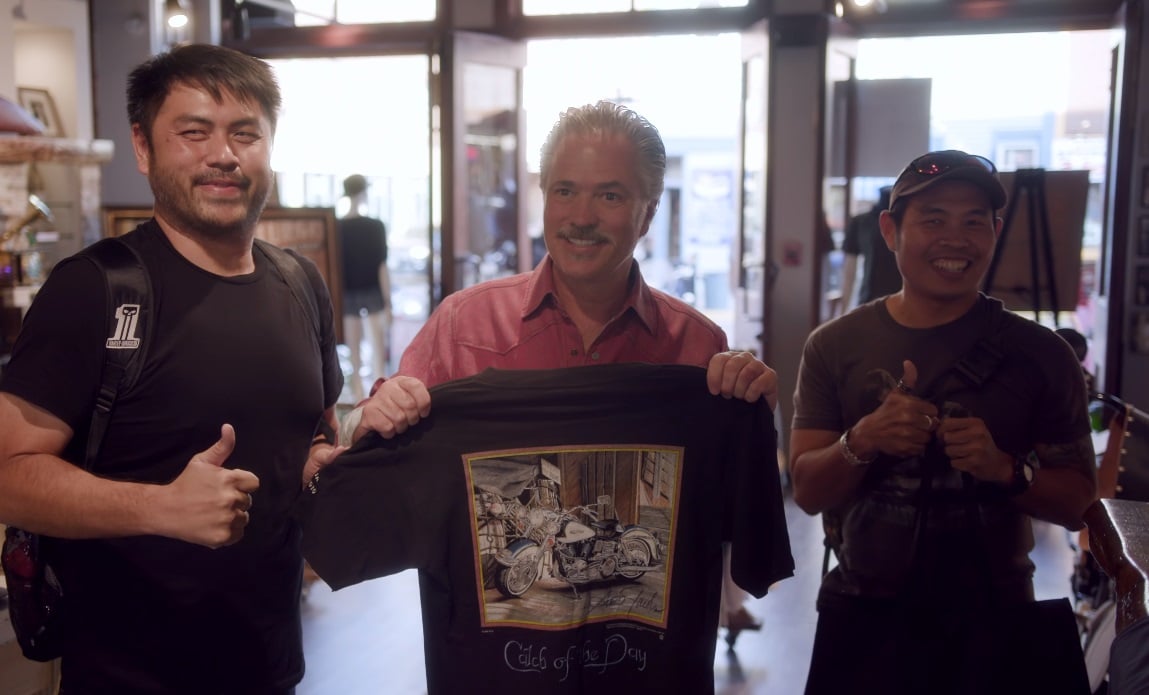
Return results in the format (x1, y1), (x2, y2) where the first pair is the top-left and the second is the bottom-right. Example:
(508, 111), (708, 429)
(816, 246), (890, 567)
(522, 256), (658, 335)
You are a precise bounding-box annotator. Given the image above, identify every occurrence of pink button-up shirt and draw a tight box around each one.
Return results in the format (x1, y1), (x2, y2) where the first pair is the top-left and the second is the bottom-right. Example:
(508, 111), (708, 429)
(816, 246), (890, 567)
(398, 257), (728, 387)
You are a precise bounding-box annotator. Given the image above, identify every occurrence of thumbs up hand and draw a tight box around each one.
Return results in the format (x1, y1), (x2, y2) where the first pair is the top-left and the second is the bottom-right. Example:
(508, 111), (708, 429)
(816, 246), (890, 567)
(851, 360), (941, 460)
(896, 359), (919, 395)
(151, 424), (261, 549)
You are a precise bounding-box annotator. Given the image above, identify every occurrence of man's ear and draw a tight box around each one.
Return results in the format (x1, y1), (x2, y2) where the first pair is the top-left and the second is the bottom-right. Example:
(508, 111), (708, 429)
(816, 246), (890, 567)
(130, 123), (151, 176)
(879, 209), (897, 252)
(639, 199), (658, 237)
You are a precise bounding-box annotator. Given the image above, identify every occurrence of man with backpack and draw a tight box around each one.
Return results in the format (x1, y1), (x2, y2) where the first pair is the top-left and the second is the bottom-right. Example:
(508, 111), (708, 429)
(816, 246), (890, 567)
(0, 44), (346, 694)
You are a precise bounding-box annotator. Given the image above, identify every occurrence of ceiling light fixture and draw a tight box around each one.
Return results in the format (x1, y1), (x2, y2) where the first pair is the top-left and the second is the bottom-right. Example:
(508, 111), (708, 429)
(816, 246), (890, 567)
(166, 0), (190, 29)
(243, 0), (335, 25)
(231, 0), (251, 41)
(847, 0), (888, 13)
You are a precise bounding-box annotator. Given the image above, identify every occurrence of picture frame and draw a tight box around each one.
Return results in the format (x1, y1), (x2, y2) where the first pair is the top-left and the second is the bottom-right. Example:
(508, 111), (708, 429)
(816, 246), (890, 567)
(17, 87), (63, 137)
(100, 206), (343, 341)
(101, 207), (152, 239)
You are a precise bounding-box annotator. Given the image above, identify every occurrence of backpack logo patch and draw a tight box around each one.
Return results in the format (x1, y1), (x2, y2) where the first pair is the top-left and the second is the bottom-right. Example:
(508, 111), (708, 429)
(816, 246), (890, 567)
(106, 303), (141, 349)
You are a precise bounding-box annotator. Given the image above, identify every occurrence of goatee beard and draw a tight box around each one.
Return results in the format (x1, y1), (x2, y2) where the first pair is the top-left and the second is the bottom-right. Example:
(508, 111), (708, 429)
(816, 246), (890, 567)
(151, 175), (270, 239)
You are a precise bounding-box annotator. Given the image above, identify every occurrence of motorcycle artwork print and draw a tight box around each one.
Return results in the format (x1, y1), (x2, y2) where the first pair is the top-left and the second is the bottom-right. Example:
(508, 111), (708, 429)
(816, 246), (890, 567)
(467, 446), (676, 630)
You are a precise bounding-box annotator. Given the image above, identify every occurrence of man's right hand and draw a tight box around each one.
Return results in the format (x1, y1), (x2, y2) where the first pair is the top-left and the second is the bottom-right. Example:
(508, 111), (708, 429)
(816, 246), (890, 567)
(153, 424), (259, 549)
(851, 360), (939, 460)
(350, 376), (432, 444)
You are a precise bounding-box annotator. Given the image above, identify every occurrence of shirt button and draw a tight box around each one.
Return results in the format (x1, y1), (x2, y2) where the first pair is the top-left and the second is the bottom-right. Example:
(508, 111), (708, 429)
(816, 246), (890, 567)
(591, 352), (600, 360)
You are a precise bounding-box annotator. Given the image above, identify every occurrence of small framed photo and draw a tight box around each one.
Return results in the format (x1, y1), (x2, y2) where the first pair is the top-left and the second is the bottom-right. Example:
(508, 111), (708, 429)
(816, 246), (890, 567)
(17, 87), (63, 137)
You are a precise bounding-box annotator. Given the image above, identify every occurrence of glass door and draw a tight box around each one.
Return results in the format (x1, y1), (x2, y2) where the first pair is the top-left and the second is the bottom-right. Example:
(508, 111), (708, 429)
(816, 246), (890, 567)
(733, 19), (769, 358)
(823, 32), (856, 323)
(440, 32), (528, 295)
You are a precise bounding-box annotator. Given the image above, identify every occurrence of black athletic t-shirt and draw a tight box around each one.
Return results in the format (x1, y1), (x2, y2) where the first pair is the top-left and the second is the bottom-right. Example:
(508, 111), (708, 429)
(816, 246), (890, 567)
(299, 363), (794, 694)
(0, 221), (342, 694)
(338, 215), (388, 291)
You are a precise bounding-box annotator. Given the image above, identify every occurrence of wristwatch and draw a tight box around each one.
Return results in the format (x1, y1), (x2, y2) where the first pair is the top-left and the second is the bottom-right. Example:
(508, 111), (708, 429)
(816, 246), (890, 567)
(839, 428), (876, 467)
(1006, 451), (1038, 495)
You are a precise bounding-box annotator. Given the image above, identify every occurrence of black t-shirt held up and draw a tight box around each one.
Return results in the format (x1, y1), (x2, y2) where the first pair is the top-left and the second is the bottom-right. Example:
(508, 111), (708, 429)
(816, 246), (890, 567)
(299, 363), (794, 695)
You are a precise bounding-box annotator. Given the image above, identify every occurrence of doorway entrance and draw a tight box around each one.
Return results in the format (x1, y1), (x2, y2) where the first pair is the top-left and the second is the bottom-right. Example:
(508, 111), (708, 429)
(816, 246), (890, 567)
(838, 30), (1113, 385)
(269, 54), (433, 398)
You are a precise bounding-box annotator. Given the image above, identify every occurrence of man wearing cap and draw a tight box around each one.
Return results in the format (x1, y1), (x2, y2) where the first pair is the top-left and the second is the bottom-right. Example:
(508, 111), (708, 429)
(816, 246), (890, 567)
(788, 150), (1097, 693)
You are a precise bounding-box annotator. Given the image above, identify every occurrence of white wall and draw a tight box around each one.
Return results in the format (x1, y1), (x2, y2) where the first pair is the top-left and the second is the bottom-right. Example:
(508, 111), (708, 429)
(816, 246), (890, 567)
(1, 0), (92, 140)
(90, 0), (156, 207)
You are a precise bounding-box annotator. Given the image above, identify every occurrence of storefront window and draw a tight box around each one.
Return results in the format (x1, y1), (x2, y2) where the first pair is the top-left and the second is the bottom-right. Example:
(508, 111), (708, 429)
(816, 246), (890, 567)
(269, 55), (434, 377)
(633, 0), (748, 8)
(290, 0), (436, 25)
(855, 30), (1113, 373)
(524, 0), (745, 15)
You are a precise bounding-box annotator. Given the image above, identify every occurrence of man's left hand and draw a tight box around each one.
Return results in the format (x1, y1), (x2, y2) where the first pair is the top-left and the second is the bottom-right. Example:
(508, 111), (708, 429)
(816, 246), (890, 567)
(302, 442), (347, 489)
(936, 415), (1009, 483)
(707, 351), (778, 410)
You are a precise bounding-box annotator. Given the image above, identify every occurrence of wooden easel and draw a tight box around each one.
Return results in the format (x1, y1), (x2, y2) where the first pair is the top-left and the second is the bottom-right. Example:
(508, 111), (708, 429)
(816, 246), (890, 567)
(983, 168), (1062, 325)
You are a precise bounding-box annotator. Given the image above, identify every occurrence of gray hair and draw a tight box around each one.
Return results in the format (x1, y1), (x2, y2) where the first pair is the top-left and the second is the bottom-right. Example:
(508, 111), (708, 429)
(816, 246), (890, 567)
(538, 101), (666, 203)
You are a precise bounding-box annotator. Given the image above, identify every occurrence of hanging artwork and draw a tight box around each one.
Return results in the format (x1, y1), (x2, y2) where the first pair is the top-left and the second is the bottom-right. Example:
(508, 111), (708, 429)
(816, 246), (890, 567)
(16, 87), (62, 137)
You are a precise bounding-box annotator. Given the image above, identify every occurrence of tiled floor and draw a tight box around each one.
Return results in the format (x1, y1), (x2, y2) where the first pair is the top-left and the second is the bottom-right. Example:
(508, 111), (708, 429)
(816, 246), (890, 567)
(297, 492), (1080, 695)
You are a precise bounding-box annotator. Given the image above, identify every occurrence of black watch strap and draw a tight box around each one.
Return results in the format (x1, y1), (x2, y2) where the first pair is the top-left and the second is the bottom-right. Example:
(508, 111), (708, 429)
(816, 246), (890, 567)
(1006, 451), (1038, 495)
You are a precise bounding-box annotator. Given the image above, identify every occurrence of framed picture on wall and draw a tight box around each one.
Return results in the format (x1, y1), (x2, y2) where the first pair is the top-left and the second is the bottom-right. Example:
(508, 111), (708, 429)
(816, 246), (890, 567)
(17, 87), (63, 137)
(101, 207), (152, 239)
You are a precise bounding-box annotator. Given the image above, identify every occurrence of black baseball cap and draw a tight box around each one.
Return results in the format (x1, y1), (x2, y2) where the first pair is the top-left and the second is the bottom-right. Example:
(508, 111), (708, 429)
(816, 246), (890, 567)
(343, 174), (368, 198)
(888, 150), (1007, 211)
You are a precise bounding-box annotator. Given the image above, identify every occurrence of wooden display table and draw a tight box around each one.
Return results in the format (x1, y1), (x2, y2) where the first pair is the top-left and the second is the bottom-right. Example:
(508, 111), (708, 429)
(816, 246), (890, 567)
(1085, 498), (1149, 636)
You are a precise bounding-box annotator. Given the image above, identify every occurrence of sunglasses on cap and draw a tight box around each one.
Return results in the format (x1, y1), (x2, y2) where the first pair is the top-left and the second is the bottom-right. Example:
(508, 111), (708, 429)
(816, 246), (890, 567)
(904, 151), (997, 177)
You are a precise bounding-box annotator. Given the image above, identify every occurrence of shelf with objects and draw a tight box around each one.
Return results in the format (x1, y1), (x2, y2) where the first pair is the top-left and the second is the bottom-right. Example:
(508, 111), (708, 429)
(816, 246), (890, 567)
(0, 135), (115, 367)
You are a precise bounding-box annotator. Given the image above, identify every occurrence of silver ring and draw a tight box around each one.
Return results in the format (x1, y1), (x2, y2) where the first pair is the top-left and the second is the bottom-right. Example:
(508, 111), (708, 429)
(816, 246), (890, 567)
(896, 379), (912, 394)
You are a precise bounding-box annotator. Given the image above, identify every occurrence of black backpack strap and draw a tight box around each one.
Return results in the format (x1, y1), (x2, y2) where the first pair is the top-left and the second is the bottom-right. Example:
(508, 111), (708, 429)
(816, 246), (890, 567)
(254, 240), (331, 445)
(254, 238), (321, 341)
(77, 238), (152, 471)
(918, 300), (1010, 401)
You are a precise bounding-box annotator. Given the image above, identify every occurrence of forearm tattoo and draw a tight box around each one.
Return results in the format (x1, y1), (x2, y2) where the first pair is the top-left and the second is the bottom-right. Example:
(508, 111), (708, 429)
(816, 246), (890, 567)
(1034, 435), (1096, 478)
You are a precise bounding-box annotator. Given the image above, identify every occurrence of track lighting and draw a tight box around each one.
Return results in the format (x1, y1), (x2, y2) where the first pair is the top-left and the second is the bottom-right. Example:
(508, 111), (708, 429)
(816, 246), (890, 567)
(166, 0), (190, 29)
(231, 0), (252, 41)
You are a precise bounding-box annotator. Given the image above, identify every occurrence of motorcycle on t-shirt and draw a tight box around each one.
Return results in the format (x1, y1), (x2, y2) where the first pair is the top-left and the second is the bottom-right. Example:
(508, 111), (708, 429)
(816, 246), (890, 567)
(492, 497), (664, 598)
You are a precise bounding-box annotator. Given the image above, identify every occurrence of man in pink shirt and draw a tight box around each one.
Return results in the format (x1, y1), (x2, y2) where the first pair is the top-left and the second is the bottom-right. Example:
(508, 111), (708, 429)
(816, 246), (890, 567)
(342, 100), (778, 639)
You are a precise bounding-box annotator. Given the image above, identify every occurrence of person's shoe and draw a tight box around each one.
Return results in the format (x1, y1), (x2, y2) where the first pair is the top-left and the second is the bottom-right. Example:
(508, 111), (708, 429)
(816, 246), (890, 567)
(724, 607), (762, 648)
